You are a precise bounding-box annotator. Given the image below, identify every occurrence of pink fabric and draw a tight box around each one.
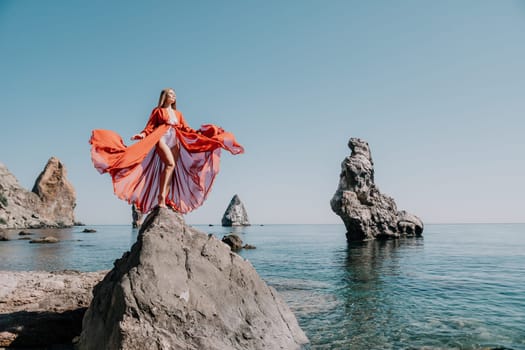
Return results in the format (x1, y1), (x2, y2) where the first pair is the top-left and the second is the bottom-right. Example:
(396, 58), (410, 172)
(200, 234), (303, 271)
(90, 109), (243, 214)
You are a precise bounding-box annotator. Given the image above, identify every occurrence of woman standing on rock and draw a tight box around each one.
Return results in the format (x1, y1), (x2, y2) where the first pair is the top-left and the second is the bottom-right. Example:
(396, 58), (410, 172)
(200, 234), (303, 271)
(89, 88), (244, 214)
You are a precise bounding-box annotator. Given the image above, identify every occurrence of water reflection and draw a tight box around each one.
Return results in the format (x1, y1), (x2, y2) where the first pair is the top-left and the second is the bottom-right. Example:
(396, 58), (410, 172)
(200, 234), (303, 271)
(335, 238), (424, 349)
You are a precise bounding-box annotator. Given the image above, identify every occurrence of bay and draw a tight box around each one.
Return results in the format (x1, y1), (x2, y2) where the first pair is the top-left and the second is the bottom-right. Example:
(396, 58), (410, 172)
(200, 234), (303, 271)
(0, 223), (524, 349)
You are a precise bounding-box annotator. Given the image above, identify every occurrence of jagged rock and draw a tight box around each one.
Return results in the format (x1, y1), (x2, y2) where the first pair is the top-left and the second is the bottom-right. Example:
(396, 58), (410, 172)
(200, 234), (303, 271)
(0, 158), (77, 229)
(0, 270), (106, 348)
(131, 204), (143, 228)
(242, 244), (256, 250)
(331, 138), (424, 241)
(78, 207), (308, 350)
(221, 194), (250, 226)
(222, 233), (244, 251)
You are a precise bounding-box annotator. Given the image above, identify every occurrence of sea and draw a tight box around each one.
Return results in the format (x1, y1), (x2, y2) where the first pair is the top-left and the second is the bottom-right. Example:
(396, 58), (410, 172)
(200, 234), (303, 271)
(1, 223), (524, 350)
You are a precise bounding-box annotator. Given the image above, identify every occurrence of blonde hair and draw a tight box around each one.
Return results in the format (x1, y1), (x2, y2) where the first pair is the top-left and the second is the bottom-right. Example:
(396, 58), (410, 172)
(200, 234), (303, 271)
(157, 88), (176, 109)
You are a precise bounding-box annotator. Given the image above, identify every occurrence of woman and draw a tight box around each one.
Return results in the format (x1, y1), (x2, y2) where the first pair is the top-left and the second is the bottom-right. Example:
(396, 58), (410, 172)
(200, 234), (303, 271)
(89, 88), (244, 214)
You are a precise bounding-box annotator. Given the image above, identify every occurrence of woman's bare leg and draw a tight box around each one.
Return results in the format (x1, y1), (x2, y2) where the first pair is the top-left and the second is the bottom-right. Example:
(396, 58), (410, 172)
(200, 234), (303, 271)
(163, 144), (180, 198)
(156, 140), (175, 207)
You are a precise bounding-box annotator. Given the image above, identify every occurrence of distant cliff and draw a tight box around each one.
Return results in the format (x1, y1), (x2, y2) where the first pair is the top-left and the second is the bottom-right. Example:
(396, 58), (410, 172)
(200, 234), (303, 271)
(331, 138), (423, 240)
(0, 157), (77, 228)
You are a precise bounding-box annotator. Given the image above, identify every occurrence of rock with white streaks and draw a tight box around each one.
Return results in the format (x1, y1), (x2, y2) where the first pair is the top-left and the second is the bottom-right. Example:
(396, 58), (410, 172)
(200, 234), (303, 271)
(221, 194), (250, 226)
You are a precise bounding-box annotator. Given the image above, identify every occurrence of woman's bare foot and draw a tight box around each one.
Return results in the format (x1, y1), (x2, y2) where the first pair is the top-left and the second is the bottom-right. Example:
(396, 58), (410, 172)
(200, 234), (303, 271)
(157, 195), (167, 208)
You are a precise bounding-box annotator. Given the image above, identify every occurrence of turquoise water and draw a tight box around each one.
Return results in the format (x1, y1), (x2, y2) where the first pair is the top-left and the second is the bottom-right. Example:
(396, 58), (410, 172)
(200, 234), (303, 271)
(1, 223), (524, 349)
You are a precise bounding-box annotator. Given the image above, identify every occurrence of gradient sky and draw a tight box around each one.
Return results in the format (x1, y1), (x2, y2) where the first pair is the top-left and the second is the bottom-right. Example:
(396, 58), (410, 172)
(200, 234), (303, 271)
(1, 1), (524, 225)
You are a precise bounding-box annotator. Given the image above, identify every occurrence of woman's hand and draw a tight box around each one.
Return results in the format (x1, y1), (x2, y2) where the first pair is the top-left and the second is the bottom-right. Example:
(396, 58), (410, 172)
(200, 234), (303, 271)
(130, 133), (145, 141)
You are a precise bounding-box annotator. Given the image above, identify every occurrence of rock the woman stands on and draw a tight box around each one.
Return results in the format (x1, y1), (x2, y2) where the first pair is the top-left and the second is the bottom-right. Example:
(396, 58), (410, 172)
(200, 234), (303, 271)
(89, 88), (244, 214)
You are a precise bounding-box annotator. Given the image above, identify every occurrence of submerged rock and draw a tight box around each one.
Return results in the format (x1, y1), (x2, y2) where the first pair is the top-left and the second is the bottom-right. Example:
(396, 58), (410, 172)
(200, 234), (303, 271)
(331, 138), (423, 241)
(0, 157), (77, 229)
(29, 236), (59, 244)
(78, 207), (308, 350)
(221, 194), (250, 226)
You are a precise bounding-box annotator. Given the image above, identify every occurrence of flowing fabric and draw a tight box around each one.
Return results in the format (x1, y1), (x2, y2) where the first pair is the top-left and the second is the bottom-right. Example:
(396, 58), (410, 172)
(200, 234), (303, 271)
(89, 107), (244, 214)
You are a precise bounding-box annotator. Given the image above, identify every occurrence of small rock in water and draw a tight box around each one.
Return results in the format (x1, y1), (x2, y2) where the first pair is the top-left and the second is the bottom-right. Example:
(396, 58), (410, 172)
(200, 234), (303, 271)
(243, 244), (256, 249)
(30, 236), (59, 244)
(82, 228), (97, 233)
(222, 234), (243, 251)
(18, 230), (33, 235)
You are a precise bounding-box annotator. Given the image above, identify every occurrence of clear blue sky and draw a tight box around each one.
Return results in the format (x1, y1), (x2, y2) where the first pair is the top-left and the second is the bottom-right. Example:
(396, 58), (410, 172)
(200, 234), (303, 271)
(1, 1), (524, 225)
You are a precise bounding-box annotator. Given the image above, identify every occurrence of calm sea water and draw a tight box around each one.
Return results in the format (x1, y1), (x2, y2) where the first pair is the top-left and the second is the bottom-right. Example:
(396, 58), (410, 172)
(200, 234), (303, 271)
(1, 223), (524, 349)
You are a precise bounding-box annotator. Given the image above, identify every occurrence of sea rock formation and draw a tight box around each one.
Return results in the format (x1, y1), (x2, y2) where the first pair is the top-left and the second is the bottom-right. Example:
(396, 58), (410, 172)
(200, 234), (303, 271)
(0, 157), (76, 229)
(222, 233), (244, 251)
(78, 207), (308, 350)
(221, 233), (256, 251)
(221, 194), (250, 226)
(331, 138), (423, 240)
(0, 270), (106, 348)
(131, 204), (143, 228)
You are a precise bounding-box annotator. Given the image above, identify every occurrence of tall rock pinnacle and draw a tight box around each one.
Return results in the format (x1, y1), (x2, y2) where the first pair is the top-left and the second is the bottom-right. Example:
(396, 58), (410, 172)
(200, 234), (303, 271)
(221, 194), (250, 226)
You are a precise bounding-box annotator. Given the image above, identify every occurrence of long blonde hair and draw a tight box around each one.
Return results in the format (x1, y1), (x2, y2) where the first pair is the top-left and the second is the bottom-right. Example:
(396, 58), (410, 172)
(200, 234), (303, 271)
(157, 88), (176, 109)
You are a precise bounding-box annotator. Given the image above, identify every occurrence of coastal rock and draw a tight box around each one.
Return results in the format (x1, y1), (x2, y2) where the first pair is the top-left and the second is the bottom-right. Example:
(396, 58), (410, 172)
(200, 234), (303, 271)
(32, 157), (76, 226)
(222, 234), (256, 252)
(331, 138), (424, 241)
(222, 233), (244, 251)
(131, 204), (143, 228)
(221, 194), (250, 226)
(0, 270), (106, 348)
(78, 207), (308, 350)
(0, 157), (77, 229)
(29, 236), (59, 244)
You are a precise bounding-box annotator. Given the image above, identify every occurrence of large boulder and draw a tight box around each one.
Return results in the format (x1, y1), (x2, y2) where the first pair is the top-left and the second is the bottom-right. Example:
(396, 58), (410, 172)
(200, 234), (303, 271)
(0, 157), (76, 228)
(330, 138), (423, 240)
(221, 194), (250, 226)
(78, 207), (308, 350)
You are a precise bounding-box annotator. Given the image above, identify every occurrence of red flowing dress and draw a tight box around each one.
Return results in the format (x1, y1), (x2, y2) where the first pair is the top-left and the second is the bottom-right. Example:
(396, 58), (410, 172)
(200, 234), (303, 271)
(89, 107), (244, 214)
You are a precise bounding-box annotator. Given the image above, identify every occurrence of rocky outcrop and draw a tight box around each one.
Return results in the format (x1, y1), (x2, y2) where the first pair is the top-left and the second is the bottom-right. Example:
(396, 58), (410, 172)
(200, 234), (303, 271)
(0, 270), (106, 348)
(132, 204), (143, 228)
(222, 233), (256, 251)
(221, 194), (250, 226)
(331, 138), (423, 241)
(78, 207), (308, 350)
(0, 157), (76, 228)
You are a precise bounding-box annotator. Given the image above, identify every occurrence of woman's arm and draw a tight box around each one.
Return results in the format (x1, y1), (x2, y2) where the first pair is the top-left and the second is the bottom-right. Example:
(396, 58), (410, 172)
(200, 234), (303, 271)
(131, 108), (160, 140)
